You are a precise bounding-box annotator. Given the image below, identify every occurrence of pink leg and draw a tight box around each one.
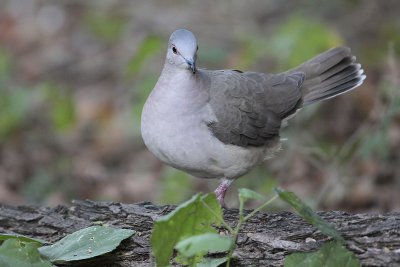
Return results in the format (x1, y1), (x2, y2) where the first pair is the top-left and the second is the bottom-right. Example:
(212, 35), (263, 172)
(214, 178), (233, 207)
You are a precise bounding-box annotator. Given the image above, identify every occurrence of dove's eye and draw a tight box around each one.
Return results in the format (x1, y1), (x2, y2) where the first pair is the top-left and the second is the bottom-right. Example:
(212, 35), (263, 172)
(172, 46), (178, 54)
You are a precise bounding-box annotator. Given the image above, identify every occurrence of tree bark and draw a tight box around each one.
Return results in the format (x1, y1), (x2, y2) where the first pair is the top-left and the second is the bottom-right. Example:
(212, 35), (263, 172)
(0, 200), (399, 267)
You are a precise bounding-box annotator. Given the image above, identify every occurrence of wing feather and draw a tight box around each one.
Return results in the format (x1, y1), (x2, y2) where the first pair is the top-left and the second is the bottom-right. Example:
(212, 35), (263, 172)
(206, 70), (303, 147)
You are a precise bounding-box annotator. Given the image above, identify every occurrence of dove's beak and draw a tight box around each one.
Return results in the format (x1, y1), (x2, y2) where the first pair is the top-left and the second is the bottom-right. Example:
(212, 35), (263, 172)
(186, 59), (196, 74)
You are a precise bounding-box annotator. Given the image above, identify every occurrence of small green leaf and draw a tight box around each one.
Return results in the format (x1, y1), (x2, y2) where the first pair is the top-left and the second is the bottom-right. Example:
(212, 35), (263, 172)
(0, 239), (52, 267)
(0, 233), (45, 245)
(239, 188), (264, 202)
(275, 188), (343, 241)
(238, 188), (265, 217)
(39, 226), (135, 263)
(197, 257), (229, 267)
(284, 240), (360, 267)
(151, 193), (222, 267)
(175, 233), (232, 258)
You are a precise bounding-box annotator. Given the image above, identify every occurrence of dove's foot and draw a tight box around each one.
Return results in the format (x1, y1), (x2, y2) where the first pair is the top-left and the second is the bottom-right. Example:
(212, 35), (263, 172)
(214, 178), (233, 208)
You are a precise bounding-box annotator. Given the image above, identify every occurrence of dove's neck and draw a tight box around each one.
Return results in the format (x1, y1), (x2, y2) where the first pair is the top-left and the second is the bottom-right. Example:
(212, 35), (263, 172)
(154, 63), (210, 112)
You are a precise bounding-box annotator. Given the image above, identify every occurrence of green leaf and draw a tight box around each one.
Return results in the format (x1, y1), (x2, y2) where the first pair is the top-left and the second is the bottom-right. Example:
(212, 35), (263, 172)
(175, 233), (232, 258)
(39, 226), (135, 263)
(151, 193), (222, 267)
(197, 257), (229, 267)
(284, 240), (360, 267)
(239, 188), (264, 203)
(238, 188), (265, 215)
(275, 188), (343, 241)
(0, 233), (45, 245)
(0, 239), (52, 267)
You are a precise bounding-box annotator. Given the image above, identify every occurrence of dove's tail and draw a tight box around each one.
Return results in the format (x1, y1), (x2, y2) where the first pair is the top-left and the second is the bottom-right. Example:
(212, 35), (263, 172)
(288, 47), (366, 106)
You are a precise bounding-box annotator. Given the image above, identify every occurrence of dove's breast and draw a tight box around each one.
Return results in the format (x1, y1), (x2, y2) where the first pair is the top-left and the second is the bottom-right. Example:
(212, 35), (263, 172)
(141, 70), (273, 179)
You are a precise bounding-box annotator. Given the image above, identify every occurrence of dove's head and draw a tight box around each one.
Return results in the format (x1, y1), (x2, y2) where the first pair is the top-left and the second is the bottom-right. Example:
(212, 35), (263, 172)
(166, 29), (198, 74)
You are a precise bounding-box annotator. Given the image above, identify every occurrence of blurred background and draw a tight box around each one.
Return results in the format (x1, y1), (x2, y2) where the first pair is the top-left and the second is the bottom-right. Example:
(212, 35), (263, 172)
(0, 0), (399, 212)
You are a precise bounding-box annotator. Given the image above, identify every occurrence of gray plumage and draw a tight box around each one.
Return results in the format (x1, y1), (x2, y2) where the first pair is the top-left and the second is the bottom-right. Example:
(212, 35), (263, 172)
(207, 47), (365, 147)
(141, 29), (365, 204)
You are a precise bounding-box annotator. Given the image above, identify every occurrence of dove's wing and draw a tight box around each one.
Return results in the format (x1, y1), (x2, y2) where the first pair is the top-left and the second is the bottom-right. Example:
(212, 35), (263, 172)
(206, 70), (304, 147)
(205, 47), (366, 148)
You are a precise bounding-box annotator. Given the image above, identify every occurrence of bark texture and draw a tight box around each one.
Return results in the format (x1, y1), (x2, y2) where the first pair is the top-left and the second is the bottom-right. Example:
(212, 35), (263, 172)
(0, 200), (399, 266)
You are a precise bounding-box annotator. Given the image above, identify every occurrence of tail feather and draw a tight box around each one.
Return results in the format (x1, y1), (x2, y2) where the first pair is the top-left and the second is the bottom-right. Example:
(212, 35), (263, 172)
(302, 56), (356, 89)
(306, 65), (363, 98)
(290, 47), (351, 77)
(305, 75), (365, 104)
(287, 47), (366, 106)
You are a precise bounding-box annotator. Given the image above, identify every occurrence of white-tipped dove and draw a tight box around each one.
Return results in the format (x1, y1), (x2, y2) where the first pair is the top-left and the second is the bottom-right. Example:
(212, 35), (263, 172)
(141, 29), (366, 206)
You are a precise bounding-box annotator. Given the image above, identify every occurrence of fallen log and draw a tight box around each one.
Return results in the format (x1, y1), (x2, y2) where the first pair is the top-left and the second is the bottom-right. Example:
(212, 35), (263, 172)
(0, 200), (399, 266)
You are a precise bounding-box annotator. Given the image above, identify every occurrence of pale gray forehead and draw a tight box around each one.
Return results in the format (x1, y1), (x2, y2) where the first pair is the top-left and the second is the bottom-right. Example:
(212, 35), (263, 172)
(169, 29), (197, 49)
